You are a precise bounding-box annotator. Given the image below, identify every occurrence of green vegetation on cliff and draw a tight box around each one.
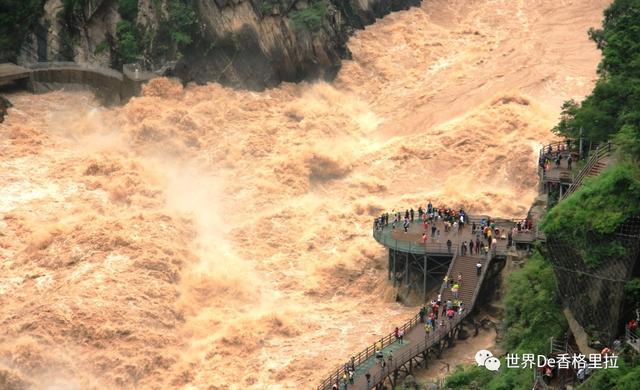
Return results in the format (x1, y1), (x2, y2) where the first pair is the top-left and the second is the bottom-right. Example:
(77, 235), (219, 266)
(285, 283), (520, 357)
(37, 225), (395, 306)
(579, 355), (640, 389)
(445, 252), (567, 389)
(56, 0), (197, 66)
(289, 1), (328, 32)
(0, 0), (46, 61)
(554, 0), (640, 159)
(118, 0), (139, 21)
(446, 1), (640, 389)
(541, 163), (640, 268)
(113, 1), (142, 64)
(544, 0), (640, 270)
(116, 21), (140, 64)
(165, 0), (198, 48)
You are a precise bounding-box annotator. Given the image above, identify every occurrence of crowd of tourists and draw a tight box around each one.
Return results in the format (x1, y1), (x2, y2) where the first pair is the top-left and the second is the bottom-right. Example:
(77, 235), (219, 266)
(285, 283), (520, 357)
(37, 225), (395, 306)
(539, 140), (576, 173)
(420, 283), (467, 335)
(374, 202), (469, 233)
(331, 204), (539, 389)
(374, 201), (535, 251)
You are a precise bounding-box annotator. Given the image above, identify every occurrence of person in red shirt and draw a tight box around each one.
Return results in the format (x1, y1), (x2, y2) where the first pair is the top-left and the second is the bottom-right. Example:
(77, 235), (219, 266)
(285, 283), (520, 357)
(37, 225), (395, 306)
(447, 308), (455, 320)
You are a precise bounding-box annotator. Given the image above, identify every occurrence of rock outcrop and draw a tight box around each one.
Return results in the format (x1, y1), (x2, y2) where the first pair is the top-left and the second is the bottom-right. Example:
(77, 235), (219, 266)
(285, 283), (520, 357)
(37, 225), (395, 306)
(177, 0), (421, 89)
(19, 0), (421, 90)
(0, 96), (12, 123)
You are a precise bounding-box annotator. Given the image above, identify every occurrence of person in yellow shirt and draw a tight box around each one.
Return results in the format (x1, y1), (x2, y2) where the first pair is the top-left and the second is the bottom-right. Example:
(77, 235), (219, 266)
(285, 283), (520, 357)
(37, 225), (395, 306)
(425, 322), (432, 335)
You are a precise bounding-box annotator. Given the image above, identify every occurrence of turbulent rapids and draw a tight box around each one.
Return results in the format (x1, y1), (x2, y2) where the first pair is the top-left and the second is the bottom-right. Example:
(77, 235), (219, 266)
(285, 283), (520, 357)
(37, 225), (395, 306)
(0, 0), (610, 388)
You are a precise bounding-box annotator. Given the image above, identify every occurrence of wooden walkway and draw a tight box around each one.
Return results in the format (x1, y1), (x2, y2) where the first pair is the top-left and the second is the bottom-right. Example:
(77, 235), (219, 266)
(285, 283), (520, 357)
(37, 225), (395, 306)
(316, 215), (538, 389)
(317, 247), (493, 390)
(318, 140), (611, 389)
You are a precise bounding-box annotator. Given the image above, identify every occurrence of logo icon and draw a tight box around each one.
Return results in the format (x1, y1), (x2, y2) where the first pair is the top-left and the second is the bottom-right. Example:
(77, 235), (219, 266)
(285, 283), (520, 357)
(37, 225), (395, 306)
(485, 356), (501, 371)
(475, 350), (500, 371)
(475, 349), (493, 366)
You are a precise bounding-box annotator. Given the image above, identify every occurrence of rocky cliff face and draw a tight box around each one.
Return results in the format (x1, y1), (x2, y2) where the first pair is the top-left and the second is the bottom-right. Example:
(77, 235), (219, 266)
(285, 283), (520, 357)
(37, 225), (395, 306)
(19, 0), (420, 89)
(178, 0), (421, 89)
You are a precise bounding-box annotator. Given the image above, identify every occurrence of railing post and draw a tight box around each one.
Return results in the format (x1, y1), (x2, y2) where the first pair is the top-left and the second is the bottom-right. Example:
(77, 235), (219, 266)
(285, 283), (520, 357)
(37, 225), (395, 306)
(423, 254), (427, 303)
(393, 249), (397, 287)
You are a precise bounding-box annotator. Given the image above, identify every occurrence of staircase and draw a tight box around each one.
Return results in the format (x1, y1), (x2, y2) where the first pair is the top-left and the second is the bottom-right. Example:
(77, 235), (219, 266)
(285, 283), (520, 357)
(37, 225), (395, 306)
(626, 327), (640, 352)
(440, 254), (486, 313)
(561, 143), (614, 200)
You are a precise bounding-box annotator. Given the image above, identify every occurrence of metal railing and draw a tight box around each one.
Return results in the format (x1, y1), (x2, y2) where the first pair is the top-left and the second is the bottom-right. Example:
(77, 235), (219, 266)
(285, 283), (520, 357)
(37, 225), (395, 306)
(539, 139), (579, 157)
(372, 219), (511, 257)
(317, 214), (515, 389)
(626, 327), (640, 352)
(544, 334), (579, 389)
(373, 227), (461, 255)
(560, 142), (614, 200)
(315, 312), (422, 390)
(317, 247), (464, 390)
(317, 250), (465, 390)
(365, 251), (493, 390)
(317, 247), (494, 389)
(26, 61), (125, 80)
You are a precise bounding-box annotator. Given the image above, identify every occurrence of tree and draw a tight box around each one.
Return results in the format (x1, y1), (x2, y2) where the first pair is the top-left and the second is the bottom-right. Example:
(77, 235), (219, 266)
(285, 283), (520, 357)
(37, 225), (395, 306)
(554, 0), (640, 158)
(0, 0), (46, 62)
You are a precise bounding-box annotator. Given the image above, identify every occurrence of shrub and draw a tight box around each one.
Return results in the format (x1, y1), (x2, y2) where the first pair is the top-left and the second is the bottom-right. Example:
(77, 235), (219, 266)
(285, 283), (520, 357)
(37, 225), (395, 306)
(94, 40), (109, 54)
(118, 0), (139, 21)
(289, 1), (327, 32)
(553, 0), (640, 159)
(261, 1), (274, 15)
(541, 163), (640, 268)
(625, 278), (640, 308)
(116, 20), (140, 63)
(167, 0), (197, 49)
(580, 358), (640, 390)
(0, 0), (46, 61)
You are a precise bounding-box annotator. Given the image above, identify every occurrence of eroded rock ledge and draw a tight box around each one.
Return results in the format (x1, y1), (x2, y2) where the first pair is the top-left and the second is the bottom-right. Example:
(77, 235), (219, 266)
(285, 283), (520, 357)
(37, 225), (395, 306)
(177, 0), (421, 89)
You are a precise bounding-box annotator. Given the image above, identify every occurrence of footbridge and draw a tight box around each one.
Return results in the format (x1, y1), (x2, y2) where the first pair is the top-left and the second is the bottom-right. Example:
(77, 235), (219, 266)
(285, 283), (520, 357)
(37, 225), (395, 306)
(317, 247), (494, 390)
(0, 62), (158, 104)
(316, 214), (531, 389)
(0, 63), (31, 85)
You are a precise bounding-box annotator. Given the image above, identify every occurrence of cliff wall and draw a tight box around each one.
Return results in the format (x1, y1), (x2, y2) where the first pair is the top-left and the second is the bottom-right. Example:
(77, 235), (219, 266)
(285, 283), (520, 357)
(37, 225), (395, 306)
(18, 0), (421, 89)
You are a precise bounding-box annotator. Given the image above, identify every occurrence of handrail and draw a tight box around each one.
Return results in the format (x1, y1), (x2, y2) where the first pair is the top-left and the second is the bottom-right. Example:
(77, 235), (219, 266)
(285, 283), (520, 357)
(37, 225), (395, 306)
(315, 312), (422, 390)
(372, 219), (510, 257)
(626, 327), (640, 352)
(533, 370), (551, 390)
(469, 251), (493, 313)
(26, 61), (125, 80)
(567, 147), (602, 193)
(540, 139), (578, 154)
(317, 238), (474, 389)
(365, 251), (492, 389)
(318, 217), (506, 389)
(561, 142), (613, 200)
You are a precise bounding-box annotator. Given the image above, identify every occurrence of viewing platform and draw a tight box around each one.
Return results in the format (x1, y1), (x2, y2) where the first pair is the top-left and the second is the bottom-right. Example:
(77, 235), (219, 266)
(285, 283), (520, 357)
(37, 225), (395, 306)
(371, 214), (535, 301)
(316, 213), (543, 390)
(317, 229), (496, 390)
(373, 215), (535, 256)
(316, 139), (604, 390)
